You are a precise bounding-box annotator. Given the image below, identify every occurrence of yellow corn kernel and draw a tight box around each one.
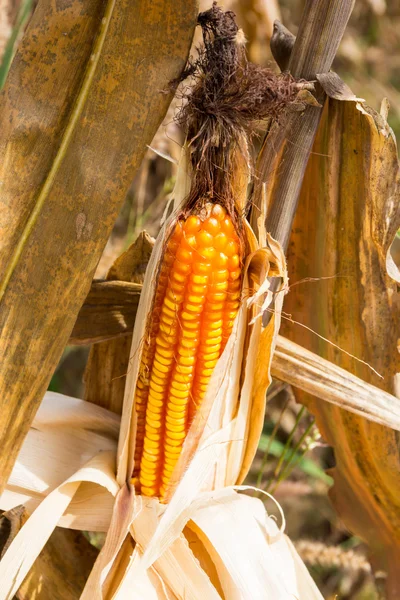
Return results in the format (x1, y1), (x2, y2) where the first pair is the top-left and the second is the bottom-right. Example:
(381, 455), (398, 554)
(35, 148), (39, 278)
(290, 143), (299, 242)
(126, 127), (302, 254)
(132, 204), (242, 500)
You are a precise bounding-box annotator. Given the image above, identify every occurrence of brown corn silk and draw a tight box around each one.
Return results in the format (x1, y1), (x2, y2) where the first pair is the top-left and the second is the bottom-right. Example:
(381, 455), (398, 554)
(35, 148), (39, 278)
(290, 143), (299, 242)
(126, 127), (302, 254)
(133, 204), (243, 499)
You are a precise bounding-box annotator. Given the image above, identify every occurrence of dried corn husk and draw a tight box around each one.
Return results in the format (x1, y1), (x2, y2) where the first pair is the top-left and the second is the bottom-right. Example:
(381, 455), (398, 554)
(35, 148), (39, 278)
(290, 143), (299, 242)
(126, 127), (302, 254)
(0, 140), (323, 598)
(0, 391), (323, 600)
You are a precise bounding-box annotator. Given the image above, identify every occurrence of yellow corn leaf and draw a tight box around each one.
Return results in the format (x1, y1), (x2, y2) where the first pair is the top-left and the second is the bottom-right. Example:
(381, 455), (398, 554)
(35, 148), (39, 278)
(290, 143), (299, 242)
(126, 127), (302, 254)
(283, 98), (400, 595)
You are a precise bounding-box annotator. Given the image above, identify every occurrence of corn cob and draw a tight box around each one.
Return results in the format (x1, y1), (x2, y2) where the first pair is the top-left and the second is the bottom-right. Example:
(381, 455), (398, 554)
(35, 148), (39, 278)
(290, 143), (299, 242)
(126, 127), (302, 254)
(133, 203), (243, 499)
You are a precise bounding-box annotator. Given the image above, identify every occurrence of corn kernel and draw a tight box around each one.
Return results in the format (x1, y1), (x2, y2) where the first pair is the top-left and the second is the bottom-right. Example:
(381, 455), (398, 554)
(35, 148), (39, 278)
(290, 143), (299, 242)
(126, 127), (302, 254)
(196, 230), (213, 247)
(184, 215), (201, 233)
(211, 204), (226, 221)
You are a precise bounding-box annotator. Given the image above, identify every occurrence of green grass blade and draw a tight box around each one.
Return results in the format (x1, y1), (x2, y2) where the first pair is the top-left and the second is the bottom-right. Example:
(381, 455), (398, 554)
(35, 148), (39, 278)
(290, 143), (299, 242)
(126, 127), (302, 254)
(0, 0), (33, 90)
(258, 433), (333, 485)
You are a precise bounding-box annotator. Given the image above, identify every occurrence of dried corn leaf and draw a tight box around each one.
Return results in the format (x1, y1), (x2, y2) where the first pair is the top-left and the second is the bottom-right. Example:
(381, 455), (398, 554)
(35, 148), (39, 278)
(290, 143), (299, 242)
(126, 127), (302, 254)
(188, 490), (323, 600)
(282, 98), (400, 594)
(272, 335), (400, 431)
(72, 278), (400, 431)
(0, 0), (197, 493)
(71, 281), (142, 346)
(0, 411), (120, 598)
(84, 232), (155, 415)
(17, 527), (98, 600)
(109, 488), (323, 600)
(0, 392), (118, 530)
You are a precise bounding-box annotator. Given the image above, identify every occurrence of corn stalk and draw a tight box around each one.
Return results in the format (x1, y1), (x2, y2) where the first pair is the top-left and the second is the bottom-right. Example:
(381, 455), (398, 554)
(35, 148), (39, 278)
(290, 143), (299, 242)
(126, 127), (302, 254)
(252, 0), (355, 248)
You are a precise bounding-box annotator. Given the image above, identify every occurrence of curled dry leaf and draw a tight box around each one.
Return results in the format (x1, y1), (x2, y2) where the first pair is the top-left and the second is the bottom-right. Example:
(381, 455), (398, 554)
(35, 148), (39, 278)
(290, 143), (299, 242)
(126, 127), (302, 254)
(0, 395), (120, 597)
(0, 392), (119, 531)
(283, 98), (400, 596)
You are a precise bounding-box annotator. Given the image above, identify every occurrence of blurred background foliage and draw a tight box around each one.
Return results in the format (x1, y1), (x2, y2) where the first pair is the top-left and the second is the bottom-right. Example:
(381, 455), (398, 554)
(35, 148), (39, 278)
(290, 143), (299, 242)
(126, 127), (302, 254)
(1, 0), (399, 597)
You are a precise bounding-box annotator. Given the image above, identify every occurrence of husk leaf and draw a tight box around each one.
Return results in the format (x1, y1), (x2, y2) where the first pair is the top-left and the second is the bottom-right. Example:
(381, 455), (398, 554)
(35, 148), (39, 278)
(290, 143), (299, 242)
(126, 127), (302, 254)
(0, 381), (326, 600)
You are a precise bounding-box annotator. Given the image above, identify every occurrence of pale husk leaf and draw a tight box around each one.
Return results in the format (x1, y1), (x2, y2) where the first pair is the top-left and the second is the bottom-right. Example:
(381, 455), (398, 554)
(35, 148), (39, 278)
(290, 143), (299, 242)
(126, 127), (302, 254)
(0, 389), (324, 599)
(189, 489), (324, 600)
(0, 392), (118, 530)
(0, 447), (119, 599)
(111, 488), (323, 600)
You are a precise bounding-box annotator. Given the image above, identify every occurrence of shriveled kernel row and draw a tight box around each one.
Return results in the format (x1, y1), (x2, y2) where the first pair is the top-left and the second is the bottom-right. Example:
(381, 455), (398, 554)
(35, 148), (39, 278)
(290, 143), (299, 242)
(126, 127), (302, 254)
(132, 204), (242, 499)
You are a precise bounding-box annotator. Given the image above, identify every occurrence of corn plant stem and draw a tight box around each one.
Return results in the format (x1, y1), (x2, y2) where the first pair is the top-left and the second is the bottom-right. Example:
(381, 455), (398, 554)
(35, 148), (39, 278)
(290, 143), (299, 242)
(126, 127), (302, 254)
(267, 405), (306, 489)
(257, 0), (355, 250)
(253, 1), (355, 325)
(256, 395), (291, 489)
(269, 419), (316, 494)
(0, 0), (117, 302)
